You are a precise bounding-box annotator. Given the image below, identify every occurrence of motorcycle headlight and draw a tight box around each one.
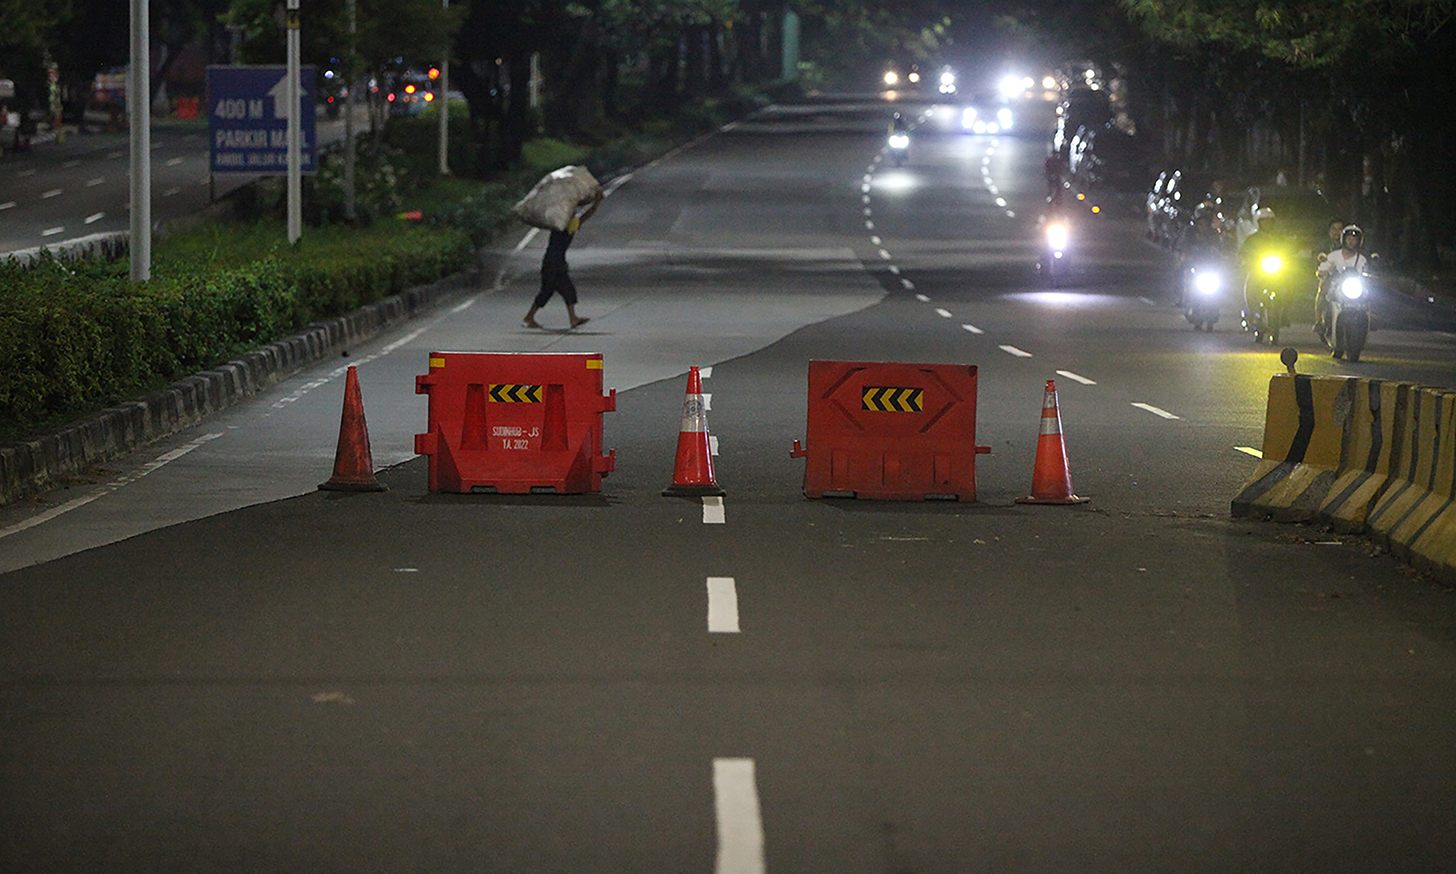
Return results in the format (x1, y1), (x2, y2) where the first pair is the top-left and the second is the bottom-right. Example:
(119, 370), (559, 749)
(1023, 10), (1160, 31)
(961, 108), (976, 128)
(1193, 270), (1222, 295)
(1046, 223), (1069, 250)
(998, 108), (1013, 128)
(1340, 276), (1365, 300)
(1260, 254), (1284, 275)
(889, 133), (909, 149)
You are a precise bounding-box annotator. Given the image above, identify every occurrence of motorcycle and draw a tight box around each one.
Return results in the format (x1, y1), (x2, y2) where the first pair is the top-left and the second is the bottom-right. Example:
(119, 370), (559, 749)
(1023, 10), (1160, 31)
(887, 129), (910, 166)
(1321, 265), (1373, 362)
(1038, 218), (1070, 286)
(1182, 261), (1223, 332)
(1240, 252), (1294, 345)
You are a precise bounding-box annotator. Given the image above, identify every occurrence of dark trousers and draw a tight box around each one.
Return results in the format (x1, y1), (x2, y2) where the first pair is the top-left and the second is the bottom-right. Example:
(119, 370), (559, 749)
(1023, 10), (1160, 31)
(534, 268), (577, 308)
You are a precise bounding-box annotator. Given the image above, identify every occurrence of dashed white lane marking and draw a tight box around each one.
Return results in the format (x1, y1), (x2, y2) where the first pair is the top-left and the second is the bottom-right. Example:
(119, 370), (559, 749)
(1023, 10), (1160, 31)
(62, 160), (81, 168)
(999, 345), (1033, 358)
(41, 227), (64, 236)
(450, 299), (475, 313)
(0, 432), (225, 541)
(85, 177), (105, 187)
(915, 294), (930, 303)
(713, 758), (765, 874)
(878, 249), (891, 260)
(163, 187), (181, 197)
(0, 202), (14, 210)
(106, 150), (123, 159)
(41, 189), (63, 199)
(703, 496), (726, 525)
(393, 568), (420, 573)
(1235, 446), (1263, 458)
(270, 326), (430, 410)
(961, 324), (984, 334)
(1138, 297), (1158, 306)
(166, 157), (185, 166)
(1055, 370), (1097, 385)
(707, 577), (740, 633)
(17, 168), (36, 177)
(935, 308), (953, 318)
(870, 235), (881, 245)
(1133, 402), (1180, 419)
(888, 265), (900, 275)
(512, 227), (541, 252)
(84, 213), (104, 224)
(901, 279), (915, 290)
(864, 220), (874, 230)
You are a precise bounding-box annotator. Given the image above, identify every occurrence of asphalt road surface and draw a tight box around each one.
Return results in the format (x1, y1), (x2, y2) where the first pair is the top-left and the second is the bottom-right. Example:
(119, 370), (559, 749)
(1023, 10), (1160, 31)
(3, 97), (1456, 872)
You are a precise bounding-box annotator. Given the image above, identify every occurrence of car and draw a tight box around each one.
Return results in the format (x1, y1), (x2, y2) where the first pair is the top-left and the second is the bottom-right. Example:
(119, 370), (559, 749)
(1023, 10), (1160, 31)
(1232, 185), (1333, 252)
(881, 64), (922, 92)
(961, 92), (1013, 134)
(936, 66), (958, 95)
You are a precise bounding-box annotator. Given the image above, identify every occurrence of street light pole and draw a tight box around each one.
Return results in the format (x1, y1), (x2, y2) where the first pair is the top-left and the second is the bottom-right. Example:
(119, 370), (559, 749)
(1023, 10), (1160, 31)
(438, 0), (449, 176)
(286, 0), (302, 244)
(128, 0), (151, 281)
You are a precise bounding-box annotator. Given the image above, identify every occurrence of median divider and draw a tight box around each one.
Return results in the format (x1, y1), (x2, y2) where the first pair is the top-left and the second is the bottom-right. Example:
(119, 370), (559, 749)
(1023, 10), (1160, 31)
(414, 352), (616, 494)
(1233, 373), (1456, 581)
(790, 360), (991, 501)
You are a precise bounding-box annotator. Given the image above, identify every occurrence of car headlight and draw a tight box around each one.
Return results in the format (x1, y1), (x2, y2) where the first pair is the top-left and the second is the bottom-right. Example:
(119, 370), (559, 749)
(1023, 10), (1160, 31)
(884, 71), (898, 86)
(1193, 270), (1222, 295)
(1260, 254), (1284, 275)
(1340, 276), (1365, 300)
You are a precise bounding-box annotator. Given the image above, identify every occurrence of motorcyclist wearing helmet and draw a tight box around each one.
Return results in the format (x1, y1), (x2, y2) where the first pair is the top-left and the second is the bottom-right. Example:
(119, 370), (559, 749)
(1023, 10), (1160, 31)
(1238, 207), (1306, 330)
(1315, 224), (1370, 336)
(1174, 203), (1228, 306)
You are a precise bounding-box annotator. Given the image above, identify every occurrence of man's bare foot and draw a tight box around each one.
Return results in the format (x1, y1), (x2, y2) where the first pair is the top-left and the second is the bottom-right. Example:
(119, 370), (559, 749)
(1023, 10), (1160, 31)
(523, 318), (543, 329)
(570, 316), (590, 329)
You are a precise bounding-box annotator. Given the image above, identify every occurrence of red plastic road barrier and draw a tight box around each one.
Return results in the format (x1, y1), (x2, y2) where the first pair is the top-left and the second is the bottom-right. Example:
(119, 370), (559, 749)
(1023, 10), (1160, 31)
(790, 360), (991, 501)
(414, 352), (616, 494)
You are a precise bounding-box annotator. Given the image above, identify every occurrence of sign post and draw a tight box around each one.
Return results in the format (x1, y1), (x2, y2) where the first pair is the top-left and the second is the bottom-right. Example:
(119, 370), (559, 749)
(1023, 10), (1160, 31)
(286, 0), (302, 243)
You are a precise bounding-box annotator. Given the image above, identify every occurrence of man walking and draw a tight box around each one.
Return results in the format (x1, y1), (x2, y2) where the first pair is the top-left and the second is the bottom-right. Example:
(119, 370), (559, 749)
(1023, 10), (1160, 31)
(524, 190), (603, 330)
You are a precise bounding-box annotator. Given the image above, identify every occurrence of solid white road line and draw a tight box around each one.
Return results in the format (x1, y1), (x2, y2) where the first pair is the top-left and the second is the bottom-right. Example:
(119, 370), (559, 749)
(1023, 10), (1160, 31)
(1055, 370), (1097, 385)
(1235, 446), (1263, 458)
(999, 345), (1033, 358)
(1132, 402), (1180, 419)
(713, 758), (765, 874)
(961, 324), (983, 334)
(707, 577), (740, 633)
(0, 433), (224, 541)
(703, 496), (726, 525)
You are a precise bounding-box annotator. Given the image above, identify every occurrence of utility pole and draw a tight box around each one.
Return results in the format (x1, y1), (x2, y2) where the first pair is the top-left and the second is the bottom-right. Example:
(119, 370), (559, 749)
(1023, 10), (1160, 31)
(286, 0), (302, 244)
(128, 0), (151, 281)
(438, 0), (450, 176)
(344, 0), (356, 221)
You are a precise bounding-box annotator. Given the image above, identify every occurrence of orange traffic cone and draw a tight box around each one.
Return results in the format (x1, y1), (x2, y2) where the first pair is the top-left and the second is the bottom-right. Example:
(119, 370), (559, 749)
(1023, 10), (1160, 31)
(1015, 379), (1088, 505)
(319, 366), (387, 492)
(663, 366), (725, 497)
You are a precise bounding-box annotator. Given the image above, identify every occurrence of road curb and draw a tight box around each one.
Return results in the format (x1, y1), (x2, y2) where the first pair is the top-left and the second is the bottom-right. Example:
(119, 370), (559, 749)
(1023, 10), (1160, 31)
(0, 269), (478, 508)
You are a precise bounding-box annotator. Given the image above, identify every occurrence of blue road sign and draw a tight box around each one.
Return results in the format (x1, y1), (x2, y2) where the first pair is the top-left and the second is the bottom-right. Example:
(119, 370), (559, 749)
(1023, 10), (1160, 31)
(207, 65), (317, 174)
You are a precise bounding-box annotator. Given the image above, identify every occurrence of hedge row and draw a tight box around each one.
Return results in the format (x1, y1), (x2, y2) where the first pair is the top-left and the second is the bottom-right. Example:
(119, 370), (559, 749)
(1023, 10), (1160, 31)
(0, 224), (474, 442)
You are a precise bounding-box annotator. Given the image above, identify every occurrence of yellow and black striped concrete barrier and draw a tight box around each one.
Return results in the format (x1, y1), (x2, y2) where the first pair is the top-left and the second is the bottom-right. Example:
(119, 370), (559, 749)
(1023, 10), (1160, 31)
(1233, 373), (1456, 582)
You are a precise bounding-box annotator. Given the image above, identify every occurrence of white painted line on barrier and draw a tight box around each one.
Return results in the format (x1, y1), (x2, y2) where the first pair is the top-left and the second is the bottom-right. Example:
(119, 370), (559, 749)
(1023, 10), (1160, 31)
(707, 577), (740, 633)
(1235, 446), (1263, 458)
(999, 345), (1033, 358)
(1133, 402), (1180, 420)
(935, 308), (953, 318)
(961, 324), (983, 334)
(703, 497), (726, 525)
(713, 758), (765, 874)
(0, 433), (225, 541)
(1055, 370), (1096, 385)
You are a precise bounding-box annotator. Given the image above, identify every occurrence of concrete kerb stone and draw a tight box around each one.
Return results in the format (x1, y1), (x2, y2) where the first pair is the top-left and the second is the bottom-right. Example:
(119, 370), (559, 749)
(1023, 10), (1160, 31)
(0, 269), (479, 508)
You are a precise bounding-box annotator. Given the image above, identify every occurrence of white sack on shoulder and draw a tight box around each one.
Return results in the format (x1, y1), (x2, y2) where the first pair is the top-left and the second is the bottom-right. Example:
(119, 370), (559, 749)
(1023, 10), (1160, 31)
(510, 165), (603, 231)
